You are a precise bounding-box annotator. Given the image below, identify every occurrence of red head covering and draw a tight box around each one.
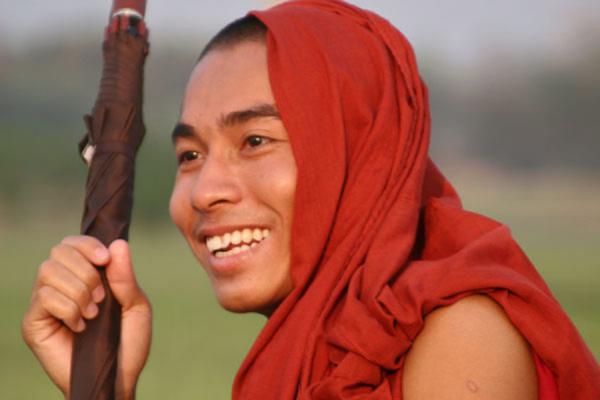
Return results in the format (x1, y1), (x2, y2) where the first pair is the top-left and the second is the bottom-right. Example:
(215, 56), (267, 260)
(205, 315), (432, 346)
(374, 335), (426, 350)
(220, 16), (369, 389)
(233, 1), (600, 398)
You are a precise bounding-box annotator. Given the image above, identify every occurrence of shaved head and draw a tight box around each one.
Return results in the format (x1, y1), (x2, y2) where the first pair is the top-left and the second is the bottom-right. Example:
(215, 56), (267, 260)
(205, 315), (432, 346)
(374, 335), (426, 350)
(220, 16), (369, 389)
(198, 15), (267, 61)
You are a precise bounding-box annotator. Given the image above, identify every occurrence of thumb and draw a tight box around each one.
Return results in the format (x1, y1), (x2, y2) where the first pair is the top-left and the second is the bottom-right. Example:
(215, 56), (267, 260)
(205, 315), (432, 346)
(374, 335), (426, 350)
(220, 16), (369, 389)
(106, 239), (145, 310)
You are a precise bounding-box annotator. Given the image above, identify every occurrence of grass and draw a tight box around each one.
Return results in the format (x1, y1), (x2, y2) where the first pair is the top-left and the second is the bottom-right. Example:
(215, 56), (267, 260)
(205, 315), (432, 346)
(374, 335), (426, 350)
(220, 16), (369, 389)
(1, 168), (598, 398)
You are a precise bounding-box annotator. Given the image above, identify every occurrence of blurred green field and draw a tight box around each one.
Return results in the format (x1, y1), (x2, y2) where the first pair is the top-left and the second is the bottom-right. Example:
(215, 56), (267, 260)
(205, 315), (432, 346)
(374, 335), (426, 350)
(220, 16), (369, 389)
(1, 168), (598, 399)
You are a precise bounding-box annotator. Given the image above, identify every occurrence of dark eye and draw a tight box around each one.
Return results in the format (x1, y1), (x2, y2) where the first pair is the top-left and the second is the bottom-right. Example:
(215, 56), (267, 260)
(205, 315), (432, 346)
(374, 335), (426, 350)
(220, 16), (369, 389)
(246, 135), (267, 148)
(178, 151), (199, 164)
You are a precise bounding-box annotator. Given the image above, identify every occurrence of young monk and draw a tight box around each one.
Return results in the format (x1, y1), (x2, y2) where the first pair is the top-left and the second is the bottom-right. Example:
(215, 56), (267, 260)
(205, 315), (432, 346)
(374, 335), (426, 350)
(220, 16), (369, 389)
(22, 1), (599, 399)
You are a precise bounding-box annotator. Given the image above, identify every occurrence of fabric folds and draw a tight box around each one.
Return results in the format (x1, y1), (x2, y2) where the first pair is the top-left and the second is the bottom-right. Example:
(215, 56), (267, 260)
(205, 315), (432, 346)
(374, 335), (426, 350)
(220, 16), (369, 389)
(71, 17), (148, 400)
(233, 1), (600, 398)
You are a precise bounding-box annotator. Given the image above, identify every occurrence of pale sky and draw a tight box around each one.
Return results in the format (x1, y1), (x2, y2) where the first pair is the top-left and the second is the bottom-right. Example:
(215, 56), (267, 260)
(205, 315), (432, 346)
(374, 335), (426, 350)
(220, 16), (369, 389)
(2, 1), (599, 66)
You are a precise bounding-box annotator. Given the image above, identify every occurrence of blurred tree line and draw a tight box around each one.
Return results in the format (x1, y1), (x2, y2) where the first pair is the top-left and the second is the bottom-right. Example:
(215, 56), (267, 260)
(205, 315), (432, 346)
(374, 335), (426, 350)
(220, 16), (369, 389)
(1, 26), (599, 225)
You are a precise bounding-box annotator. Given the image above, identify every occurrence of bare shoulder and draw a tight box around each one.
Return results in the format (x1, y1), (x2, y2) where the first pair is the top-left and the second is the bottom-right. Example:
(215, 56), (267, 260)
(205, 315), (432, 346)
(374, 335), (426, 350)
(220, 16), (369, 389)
(402, 295), (538, 400)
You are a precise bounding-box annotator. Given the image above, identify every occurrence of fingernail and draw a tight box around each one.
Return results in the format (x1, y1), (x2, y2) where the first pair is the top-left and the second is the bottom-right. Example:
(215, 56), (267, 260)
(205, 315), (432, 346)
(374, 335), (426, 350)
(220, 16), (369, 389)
(86, 302), (98, 317)
(95, 247), (109, 261)
(76, 319), (85, 332)
(92, 286), (105, 303)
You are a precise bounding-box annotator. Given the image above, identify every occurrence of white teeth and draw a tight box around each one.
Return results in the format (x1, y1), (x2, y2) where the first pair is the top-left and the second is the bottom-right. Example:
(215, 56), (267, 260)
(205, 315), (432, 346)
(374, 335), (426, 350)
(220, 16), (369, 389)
(231, 231), (241, 245)
(206, 236), (223, 252)
(242, 228), (252, 244)
(214, 243), (253, 258)
(213, 236), (222, 249)
(223, 232), (231, 247)
(205, 228), (271, 256)
(206, 237), (214, 251)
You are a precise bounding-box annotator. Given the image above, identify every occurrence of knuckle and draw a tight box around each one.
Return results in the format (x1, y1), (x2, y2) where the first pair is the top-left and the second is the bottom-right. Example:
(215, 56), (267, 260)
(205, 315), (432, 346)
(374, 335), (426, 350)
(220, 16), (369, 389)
(49, 244), (66, 260)
(63, 234), (95, 248)
(69, 260), (99, 287)
(64, 235), (104, 260)
(72, 284), (90, 305)
(37, 260), (53, 280)
(84, 235), (103, 248)
(56, 296), (79, 320)
(82, 266), (101, 284)
(61, 235), (80, 247)
(36, 260), (63, 286)
(37, 285), (52, 302)
(65, 303), (81, 323)
(21, 316), (33, 345)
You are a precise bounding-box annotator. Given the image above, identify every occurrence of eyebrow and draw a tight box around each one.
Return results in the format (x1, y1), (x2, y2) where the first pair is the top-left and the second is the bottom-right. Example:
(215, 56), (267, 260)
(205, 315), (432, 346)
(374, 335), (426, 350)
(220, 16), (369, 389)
(171, 103), (281, 142)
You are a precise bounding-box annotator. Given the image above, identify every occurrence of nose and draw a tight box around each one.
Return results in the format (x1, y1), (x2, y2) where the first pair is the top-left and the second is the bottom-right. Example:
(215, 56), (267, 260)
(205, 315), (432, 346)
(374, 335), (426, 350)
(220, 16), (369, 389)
(190, 153), (242, 213)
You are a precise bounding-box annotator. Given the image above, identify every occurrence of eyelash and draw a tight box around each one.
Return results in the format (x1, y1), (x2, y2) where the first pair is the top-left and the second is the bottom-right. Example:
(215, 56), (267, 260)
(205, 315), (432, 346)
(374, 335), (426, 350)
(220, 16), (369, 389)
(245, 135), (271, 148)
(176, 135), (273, 166)
(177, 150), (200, 165)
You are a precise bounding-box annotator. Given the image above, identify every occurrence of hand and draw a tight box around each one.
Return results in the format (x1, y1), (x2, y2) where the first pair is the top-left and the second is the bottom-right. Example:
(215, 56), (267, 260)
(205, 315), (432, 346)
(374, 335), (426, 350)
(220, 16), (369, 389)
(21, 236), (152, 399)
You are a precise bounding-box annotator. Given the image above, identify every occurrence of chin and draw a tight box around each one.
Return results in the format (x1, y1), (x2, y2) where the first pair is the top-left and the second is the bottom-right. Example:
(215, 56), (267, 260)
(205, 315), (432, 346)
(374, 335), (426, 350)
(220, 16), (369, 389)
(215, 287), (288, 316)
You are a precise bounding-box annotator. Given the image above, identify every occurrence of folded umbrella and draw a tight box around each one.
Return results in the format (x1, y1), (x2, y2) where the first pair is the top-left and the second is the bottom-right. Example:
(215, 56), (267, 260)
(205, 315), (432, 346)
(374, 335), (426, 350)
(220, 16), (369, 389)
(70, 1), (149, 398)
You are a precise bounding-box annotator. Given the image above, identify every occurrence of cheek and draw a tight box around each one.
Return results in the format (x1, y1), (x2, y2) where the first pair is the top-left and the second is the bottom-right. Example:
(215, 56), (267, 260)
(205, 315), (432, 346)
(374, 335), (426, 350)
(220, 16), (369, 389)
(276, 157), (297, 226)
(244, 150), (296, 204)
(252, 153), (297, 278)
(169, 179), (189, 231)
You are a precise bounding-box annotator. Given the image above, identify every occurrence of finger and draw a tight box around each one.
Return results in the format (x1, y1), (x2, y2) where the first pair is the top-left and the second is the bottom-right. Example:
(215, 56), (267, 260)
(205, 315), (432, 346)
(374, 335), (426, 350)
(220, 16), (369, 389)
(36, 260), (99, 320)
(60, 235), (110, 266)
(106, 239), (147, 310)
(48, 243), (105, 303)
(31, 285), (86, 332)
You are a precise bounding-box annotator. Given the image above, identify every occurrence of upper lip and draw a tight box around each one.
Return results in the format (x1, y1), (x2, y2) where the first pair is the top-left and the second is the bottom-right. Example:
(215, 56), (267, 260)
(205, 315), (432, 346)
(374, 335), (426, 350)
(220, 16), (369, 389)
(196, 224), (268, 242)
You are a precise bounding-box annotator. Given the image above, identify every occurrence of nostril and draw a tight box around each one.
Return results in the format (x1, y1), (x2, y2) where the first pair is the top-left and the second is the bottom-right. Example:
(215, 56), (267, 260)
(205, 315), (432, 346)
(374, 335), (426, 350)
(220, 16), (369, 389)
(191, 182), (236, 211)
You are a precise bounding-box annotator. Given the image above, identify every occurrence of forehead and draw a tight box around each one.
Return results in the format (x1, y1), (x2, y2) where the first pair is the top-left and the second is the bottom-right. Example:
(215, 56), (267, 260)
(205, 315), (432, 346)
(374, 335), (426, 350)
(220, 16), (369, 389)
(180, 41), (274, 126)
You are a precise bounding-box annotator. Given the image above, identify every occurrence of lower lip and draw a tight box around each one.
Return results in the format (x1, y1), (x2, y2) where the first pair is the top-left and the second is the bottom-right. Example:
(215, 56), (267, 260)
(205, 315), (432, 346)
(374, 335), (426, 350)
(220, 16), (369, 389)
(205, 238), (268, 275)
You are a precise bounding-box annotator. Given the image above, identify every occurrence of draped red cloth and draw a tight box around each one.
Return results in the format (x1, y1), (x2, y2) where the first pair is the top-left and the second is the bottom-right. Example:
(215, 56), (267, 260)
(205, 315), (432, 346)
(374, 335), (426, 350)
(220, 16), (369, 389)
(233, 1), (600, 398)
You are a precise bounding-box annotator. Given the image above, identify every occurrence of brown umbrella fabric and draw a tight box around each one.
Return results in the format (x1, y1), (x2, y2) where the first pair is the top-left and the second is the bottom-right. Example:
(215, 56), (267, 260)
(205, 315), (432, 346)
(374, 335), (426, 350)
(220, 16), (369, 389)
(70, 1), (149, 398)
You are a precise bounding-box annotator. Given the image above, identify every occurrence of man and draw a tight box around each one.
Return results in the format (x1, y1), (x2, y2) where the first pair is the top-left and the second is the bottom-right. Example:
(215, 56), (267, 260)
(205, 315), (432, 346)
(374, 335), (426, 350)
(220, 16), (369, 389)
(22, 1), (599, 399)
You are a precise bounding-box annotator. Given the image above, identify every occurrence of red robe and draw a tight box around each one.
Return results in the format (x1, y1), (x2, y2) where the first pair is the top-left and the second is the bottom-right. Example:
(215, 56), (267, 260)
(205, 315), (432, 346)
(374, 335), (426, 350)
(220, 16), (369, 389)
(233, 1), (600, 398)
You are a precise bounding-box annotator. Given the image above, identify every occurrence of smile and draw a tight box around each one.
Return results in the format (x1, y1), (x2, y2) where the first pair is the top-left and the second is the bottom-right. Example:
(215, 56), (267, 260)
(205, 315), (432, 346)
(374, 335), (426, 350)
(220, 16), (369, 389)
(205, 228), (270, 258)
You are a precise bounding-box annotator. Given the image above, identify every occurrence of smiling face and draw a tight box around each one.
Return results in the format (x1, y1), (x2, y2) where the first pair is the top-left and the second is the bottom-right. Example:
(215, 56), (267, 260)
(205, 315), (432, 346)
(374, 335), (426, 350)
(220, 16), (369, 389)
(169, 40), (297, 315)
